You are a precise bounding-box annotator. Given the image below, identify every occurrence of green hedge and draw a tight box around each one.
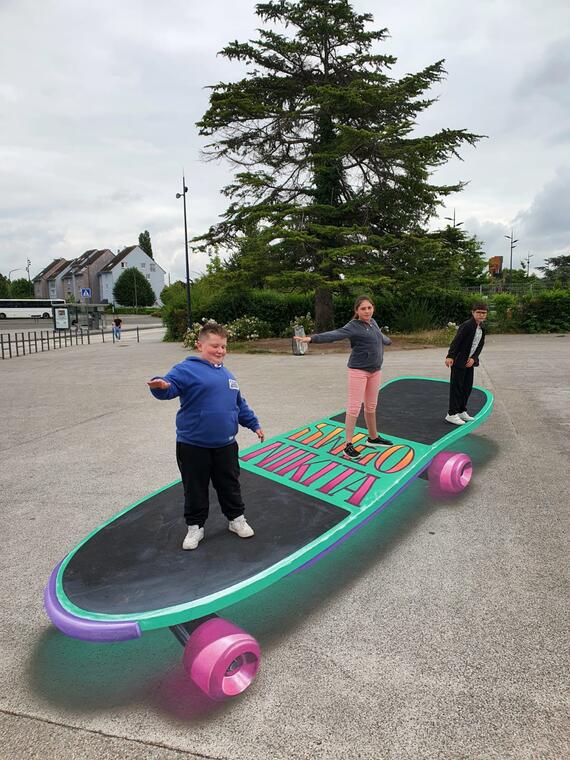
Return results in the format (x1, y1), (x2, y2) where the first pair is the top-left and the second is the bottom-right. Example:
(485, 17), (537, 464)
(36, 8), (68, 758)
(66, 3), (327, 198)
(518, 290), (570, 332)
(162, 287), (570, 342)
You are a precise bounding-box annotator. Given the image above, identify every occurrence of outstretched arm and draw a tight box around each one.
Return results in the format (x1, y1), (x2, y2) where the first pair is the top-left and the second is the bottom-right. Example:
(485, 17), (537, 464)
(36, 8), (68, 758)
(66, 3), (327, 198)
(294, 324), (353, 344)
(147, 375), (180, 400)
(147, 378), (170, 390)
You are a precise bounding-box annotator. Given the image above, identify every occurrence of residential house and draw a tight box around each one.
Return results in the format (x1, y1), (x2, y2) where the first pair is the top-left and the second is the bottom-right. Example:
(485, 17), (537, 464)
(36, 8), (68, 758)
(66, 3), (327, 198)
(98, 245), (165, 306)
(33, 259), (68, 298)
(60, 249), (115, 302)
(45, 259), (74, 299)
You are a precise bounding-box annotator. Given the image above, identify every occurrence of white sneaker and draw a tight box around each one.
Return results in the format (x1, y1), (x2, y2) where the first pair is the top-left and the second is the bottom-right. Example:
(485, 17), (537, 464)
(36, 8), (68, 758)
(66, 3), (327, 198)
(182, 525), (204, 550)
(228, 515), (255, 538)
(445, 413), (466, 426)
(458, 412), (475, 422)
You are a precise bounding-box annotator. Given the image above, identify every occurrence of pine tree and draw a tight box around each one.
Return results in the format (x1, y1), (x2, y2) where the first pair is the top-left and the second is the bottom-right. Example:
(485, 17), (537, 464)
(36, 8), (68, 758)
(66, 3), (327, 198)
(196, 0), (482, 328)
(138, 230), (154, 259)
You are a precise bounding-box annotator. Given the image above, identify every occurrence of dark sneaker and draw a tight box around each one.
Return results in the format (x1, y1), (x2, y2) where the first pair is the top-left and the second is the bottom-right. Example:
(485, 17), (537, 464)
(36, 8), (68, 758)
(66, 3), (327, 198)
(366, 436), (393, 447)
(344, 443), (360, 458)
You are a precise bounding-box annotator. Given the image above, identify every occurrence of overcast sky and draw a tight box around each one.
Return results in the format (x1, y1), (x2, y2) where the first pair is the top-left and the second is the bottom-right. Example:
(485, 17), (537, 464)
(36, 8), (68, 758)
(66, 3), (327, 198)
(1, 0), (569, 284)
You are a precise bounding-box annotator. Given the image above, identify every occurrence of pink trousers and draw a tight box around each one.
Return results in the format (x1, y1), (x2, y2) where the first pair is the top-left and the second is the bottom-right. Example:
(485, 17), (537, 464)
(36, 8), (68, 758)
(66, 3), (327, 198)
(346, 368), (382, 417)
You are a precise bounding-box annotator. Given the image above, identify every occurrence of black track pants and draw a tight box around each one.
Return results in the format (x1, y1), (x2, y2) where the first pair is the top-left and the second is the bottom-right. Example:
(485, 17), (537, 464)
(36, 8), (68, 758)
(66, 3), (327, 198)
(176, 441), (245, 527)
(448, 366), (474, 415)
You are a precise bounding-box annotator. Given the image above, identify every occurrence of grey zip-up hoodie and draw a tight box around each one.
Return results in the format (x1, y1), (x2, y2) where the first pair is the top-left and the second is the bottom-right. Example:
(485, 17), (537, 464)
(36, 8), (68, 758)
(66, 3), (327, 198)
(310, 318), (391, 371)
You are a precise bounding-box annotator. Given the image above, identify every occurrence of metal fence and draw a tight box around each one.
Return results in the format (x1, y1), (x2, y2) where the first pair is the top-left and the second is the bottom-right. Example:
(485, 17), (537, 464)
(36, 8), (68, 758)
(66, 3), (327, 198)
(462, 283), (556, 296)
(0, 326), (141, 360)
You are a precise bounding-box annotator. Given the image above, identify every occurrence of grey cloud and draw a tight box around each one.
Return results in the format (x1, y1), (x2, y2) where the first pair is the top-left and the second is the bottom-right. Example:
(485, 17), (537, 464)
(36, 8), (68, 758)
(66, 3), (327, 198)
(1, 0), (570, 283)
(515, 168), (570, 249)
(515, 37), (570, 104)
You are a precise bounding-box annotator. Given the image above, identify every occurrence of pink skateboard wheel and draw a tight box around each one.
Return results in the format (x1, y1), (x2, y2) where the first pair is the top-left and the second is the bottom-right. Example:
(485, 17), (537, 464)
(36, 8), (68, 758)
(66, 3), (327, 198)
(183, 618), (260, 700)
(428, 451), (472, 493)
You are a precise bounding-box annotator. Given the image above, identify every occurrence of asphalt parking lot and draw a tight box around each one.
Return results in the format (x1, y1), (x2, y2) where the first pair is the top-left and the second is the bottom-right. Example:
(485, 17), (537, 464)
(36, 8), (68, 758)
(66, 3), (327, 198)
(0, 332), (568, 759)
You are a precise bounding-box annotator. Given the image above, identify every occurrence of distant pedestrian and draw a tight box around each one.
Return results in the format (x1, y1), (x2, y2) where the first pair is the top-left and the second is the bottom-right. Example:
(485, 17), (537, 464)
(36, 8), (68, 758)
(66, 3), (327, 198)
(112, 316), (122, 341)
(445, 303), (488, 425)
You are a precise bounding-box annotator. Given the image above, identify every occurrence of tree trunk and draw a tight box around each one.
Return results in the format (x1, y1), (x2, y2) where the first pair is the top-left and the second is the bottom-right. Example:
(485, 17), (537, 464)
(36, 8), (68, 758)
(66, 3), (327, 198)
(315, 287), (334, 332)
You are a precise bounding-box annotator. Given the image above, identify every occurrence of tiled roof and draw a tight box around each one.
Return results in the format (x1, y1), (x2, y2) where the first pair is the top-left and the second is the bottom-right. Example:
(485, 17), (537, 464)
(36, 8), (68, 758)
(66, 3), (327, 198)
(62, 249), (113, 277)
(98, 245), (140, 273)
(32, 258), (66, 282)
(46, 259), (72, 279)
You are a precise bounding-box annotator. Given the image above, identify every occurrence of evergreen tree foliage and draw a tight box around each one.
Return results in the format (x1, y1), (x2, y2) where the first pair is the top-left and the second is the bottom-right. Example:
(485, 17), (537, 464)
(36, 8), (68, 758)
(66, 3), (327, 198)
(537, 255), (570, 288)
(113, 267), (156, 306)
(10, 278), (34, 297)
(196, 0), (482, 328)
(160, 280), (187, 307)
(426, 226), (488, 287)
(138, 230), (154, 259)
(0, 273), (11, 298)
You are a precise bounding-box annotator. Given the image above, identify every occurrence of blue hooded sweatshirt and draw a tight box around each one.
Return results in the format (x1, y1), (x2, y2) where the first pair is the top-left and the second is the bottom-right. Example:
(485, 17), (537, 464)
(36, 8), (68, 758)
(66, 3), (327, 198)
(149, 356), (259, 448)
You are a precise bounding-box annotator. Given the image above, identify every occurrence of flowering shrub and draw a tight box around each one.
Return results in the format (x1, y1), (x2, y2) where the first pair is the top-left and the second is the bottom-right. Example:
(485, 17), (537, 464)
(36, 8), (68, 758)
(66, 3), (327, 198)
(182, 318), (217, 349)
(284, 313), (315, 337)
(183, 316), (273, 348)
(226, 316), (273, 341)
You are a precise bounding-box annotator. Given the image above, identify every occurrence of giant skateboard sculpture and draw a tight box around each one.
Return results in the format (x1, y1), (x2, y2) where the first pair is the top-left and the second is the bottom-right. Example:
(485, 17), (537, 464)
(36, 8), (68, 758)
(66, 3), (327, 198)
(45, 376), (493, 701)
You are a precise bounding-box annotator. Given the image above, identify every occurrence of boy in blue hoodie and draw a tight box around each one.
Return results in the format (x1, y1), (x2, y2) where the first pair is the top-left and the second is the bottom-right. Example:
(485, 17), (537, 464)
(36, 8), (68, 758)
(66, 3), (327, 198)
(148, 322), (265, 550)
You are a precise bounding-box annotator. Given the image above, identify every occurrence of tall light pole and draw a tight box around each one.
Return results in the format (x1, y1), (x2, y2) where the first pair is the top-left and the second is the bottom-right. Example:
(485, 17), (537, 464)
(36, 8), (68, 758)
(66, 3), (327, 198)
(26, 259), (31, 283)
(8, 268), (24, 281)
(444, 209), (463, 228)
(176, 174), (192, 329)
(504, 229), (518, 285)
(132, 267), (138, 312)
(526, 251), (533, 277)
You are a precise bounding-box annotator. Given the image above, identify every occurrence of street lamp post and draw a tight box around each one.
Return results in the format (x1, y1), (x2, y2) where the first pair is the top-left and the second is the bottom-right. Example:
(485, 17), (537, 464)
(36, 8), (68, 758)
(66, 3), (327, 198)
(176, 174), (192, 330)
(526, 252), (533, 277)
(444, 209), (463, 228)
(132, 267), (138, 312)
(8, 268), (24, 281)
(504, 229), (518, 285)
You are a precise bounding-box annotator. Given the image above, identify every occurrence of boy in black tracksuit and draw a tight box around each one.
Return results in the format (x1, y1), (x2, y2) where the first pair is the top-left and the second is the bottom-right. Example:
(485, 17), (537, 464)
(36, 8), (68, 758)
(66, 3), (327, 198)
(445, 303), (488, 426)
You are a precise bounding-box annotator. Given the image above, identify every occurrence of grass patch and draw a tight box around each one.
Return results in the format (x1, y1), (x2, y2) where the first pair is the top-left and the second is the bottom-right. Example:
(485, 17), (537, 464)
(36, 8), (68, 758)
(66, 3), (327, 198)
(391, 328), (454, 347)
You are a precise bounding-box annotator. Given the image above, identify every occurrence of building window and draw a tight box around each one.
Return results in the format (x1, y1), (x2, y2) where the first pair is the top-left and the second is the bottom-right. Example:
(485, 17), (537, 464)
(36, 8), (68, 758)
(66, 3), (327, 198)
(150, 263), (156, 272)
(146, 274), (151, 279)
(140, 262), (146, 269)
(121, 262), (126, 268)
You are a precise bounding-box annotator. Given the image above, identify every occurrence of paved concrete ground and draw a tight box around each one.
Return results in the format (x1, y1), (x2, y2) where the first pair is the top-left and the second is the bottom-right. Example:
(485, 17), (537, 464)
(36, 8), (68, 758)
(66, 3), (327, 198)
(0, 333), (568, 759)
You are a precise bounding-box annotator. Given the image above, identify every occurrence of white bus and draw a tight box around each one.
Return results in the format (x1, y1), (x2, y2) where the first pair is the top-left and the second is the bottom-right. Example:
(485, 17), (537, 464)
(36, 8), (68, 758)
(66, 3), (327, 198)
(0, 298), (66, 319)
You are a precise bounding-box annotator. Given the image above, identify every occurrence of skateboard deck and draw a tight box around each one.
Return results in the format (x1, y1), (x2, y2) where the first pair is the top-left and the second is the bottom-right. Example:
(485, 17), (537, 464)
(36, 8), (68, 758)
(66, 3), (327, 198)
(45, 376), (493, 698)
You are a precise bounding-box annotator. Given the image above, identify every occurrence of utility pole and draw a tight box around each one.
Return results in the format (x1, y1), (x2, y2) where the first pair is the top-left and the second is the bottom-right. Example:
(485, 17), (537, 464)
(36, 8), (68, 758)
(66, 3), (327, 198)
(176, 173), (192, 329)
(504, 229), (518, 285)
(444, 209), (463, 228)
(526, 252), (533, 277)
(133, 268), (138, 313)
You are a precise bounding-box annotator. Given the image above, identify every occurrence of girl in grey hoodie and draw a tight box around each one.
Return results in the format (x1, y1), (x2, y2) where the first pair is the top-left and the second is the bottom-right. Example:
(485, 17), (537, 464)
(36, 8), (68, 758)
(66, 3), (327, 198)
(294, 295), (392, 459)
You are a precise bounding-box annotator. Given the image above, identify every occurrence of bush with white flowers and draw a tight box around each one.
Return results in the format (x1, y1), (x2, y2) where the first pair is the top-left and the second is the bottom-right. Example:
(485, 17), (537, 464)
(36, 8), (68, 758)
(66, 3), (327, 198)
(284, 313), (315, 337)
(182, 318), (218, 349)
(183, 315), (273, 348)
(226, 315), (273, 341)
